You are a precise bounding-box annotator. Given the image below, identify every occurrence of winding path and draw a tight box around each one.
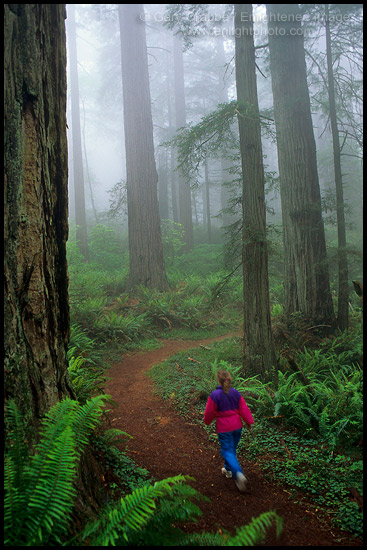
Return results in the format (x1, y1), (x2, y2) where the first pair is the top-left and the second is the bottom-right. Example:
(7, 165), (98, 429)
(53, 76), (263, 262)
(104, 335), (361, 546)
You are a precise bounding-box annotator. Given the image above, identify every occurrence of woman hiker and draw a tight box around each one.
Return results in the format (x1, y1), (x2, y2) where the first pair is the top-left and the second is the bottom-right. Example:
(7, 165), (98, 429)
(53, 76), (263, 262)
(203, 369), (254, 492)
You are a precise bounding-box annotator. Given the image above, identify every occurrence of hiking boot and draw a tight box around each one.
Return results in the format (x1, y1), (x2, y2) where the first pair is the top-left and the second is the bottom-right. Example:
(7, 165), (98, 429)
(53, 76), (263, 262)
(234, 472), (247, 492)
(221, 467), (232, 478)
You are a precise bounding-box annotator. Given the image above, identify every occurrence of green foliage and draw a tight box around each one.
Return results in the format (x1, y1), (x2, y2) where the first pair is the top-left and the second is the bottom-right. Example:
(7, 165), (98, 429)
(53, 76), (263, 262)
(149, 338), (243, 418)
(67, 239), (243, 347)
(82, 475), (200, 545)
(68, 352), (107, 404)
(4, 393), (281, 547)
(92, 433), (151, 493)
(93, 311), (150, 342)
(67, 323), (106, 403)
(4, 395), (109, 546)
(169, 243), (225, 277)
(82, 473), (282, 546)
(88, 224), (125, 270)
(68, 323), (101, 365)
(161, 219), (185, 265)
(225, 510), (283, 546)
(150, 332), (363, 537)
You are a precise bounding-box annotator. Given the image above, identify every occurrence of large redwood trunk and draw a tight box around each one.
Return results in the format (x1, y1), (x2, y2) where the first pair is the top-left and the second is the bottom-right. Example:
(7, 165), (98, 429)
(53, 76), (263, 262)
(4, 4), (75, 438)
(119, 3), (169, 290)
(266, 4), (335, 327)
(235, 4), (276, 375)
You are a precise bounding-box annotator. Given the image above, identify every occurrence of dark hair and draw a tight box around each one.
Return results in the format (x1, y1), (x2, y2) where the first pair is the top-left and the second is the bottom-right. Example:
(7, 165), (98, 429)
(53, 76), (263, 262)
(216, 369), (232, 394)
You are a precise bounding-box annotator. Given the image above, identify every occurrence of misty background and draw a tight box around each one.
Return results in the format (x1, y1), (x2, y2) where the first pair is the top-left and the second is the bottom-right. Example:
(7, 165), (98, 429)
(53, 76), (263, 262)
(65, 3), (363, 254)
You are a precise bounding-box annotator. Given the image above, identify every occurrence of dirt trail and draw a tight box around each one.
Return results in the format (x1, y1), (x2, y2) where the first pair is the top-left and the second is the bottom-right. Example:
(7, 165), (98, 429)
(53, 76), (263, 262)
(104, 335), (361, 546)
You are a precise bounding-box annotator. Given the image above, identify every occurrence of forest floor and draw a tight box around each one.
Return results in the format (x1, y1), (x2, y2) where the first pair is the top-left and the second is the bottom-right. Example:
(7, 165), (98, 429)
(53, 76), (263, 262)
(104, 334), (362, 547)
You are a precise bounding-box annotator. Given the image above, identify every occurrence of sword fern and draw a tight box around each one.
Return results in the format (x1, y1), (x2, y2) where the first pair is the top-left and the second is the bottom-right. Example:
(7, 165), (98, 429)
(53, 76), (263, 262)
(4, 395), (109, 546)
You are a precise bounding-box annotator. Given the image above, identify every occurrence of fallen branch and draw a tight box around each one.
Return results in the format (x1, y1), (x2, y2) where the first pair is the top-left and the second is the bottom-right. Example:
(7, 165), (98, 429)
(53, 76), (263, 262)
(305, 324), (331, 331)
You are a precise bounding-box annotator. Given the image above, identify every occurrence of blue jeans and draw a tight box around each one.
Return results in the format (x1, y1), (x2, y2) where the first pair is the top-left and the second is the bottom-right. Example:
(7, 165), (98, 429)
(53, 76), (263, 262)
(217, 428), (243, 477)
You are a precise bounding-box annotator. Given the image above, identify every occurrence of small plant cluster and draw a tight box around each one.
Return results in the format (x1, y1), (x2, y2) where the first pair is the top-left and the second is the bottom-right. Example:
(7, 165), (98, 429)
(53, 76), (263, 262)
(4, 396), (282, 546)
(67, 324), (106, 403)
(149, 330), (363, 538)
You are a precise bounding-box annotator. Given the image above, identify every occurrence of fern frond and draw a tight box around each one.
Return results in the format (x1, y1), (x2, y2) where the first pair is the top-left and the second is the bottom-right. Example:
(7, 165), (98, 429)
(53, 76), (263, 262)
(83, 475), (191, 546)
(102, 428), (133, 446)
(24, 399), (80, 502)
(4, 456), (25, 545)
(226, 510), (283, 546)
(125, 480), (208, 546)
(4, 400), (28, 488)
(175, 531), (225, 546)
(23, 425), (78, 545)
(71, 394), (110, 452)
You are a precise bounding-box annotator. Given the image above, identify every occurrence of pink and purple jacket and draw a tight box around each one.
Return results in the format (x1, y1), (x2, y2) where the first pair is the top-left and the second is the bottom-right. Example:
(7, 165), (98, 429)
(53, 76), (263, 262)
(203, 386), (254, 433)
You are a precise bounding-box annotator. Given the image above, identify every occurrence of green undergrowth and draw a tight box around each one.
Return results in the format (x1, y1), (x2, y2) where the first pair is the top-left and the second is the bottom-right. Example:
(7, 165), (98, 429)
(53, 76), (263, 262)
(67, 231), (243, 354)
(148, 334), (363, 539)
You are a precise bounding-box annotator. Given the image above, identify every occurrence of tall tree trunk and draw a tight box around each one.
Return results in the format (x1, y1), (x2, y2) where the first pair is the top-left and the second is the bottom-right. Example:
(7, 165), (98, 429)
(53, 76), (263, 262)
(325, 4), (349, 330)
(235, 4), (276, 376)
(158, 147), (169, 220)
(119, 4), (169, 291)
(204, 160), (212, 243)
(4, 3), (74, 437)
(266, 3), (335, 328)
(4, 3), (108, 521)
(173, 33), (194, 251)
(67, 4), (89, 261)
(166, 67), (179, 222)
(216, 34), (238, 230)
(81, 98), (98, 224)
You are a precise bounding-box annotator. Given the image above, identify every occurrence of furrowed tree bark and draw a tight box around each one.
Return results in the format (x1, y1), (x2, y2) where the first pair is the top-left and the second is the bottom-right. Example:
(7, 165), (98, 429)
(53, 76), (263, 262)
(4, 4), (107, 523)
(119, 3), (169, 291)
(266, 4), (335, 328)
(235, 4), (276, 376)
(4, 3), (75, 439)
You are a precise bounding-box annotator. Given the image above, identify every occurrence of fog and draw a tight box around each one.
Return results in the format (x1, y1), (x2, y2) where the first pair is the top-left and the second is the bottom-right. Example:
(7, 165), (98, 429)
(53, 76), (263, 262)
(65, 4), (363, 236)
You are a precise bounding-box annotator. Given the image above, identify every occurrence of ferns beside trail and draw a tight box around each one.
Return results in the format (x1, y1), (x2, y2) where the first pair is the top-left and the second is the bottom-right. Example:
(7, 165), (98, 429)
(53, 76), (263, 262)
(4, 395), (109, 546)
(81, 477), (282, 546)
(4, 395), (282, 547)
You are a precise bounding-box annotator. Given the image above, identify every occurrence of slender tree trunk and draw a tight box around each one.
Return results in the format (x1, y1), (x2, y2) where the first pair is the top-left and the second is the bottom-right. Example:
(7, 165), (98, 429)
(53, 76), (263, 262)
(216, 35), (238, 230)
(158, 147), (169, 220)
(266, 3), (335, 327)
(4, 4), (74, 437)
(235, 4), (276, 376)
(325, 4), (349, 330)
(67, 4), (89, 261)
(173, 33), (194, 251)
(170, 148), (179, 222)
(119, 4), (168, 291)
(204, 160), (212, 243)
(166, 68), (179, 222)
(81, 98), (98, 224)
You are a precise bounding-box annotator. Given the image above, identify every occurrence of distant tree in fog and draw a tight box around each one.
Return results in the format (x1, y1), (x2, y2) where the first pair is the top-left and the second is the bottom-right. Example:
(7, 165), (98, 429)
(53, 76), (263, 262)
(173, 33), (194, 251)
(119, 3), (169, 290)
(304, 3), (363, 329)
(67, 4), (89, 261)
(266, 3), (335, 328)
